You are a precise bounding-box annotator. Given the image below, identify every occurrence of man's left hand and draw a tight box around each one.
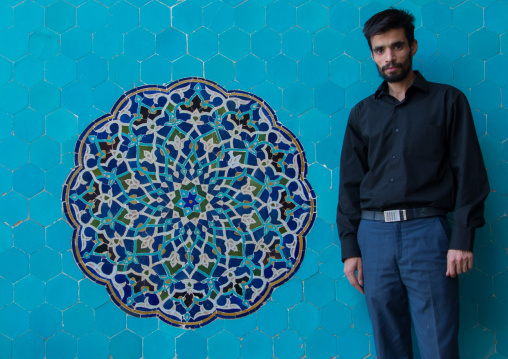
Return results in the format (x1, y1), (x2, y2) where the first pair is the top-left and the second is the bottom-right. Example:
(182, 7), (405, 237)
(446, 249), (473, 278)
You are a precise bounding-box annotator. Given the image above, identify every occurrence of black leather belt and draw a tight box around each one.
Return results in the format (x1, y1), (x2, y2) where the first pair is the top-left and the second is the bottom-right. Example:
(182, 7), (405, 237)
(361, 208), (446, 222)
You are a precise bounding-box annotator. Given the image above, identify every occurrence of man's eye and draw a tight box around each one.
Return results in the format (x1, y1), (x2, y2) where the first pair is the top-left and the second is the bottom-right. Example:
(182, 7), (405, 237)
(375, 49), (383, 54)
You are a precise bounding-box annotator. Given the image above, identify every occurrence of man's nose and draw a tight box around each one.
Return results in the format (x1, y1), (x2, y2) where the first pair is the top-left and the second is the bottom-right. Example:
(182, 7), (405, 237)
(385, 49), (395, 62)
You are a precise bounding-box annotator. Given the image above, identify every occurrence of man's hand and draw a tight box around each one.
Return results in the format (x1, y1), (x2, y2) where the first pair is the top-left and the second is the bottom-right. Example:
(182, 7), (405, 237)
(446, 249), (473, 278)
(344, 257), (364, 294)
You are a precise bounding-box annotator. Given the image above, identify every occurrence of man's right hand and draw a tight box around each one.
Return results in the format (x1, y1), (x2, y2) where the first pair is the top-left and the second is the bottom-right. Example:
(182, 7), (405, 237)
(344, 257), (364, 294)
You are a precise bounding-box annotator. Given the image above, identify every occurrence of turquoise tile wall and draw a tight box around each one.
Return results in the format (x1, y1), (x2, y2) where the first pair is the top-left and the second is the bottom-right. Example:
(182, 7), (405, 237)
(0, 0), (507, 357)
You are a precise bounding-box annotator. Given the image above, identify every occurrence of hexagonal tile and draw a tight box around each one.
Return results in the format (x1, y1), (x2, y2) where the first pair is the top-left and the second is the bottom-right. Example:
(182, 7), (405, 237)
(414, 27), (437, 61)
(77, 0), (107, 33)
(492, 216), (508, 248)
(223, 314), (256, 337)
(240, 330), (272, 359)
(314, 27), (345, 60)
(329, 1), (358, 35)
(424, 53), (453, 84)
(479, 134), (502, 170)
(234, 1), (264, 34)
(476, 241), (508, 276)
(306, 329), (337, 358)
(485, 55), (508, 88)
(61, 27), (92, 60)
(337, 329), (370, 359)
(126, 316), (158, 337)
(274, 330), (304, 359)
(77, 54), (108, 88)
(299, 109), (329, 142)
(93, 81), (124, 113)
(251, 82), (281, 111)
(172, 55), (204, 79)
(13, 55), (43, 88)
(314, 82), (344, 116)
(0, 192), (28, 226)
(463, 326), (495, 357)
(266, 0), (295, 33)
(219, 27), (250, 62)
(140, 1), (172, 34)
(289, 301), (319, 336)
(438, 28), (468, 61)
(305, 273), (335, 308)
(13, 1), (43, 33)
(45, 220), (72, 254)
(13, 219), (44, 254)
(485, 2), (508, 34)
(297, 1), (327, 33)
(13, 330), (44, 359)
(321, 300), (351, 335)
(141, 55), (172, 85)
(175, 330), (207, 359)
(345, 27), (371, 61)
(45, 55), (77, 87)
(46, 1), (76, 34)
(0, 3), (13, 31)
(31, 246), (61, 282)
(157, 27), (187, 61)
(299, 55), (329, 88)
(283, 82), (313, 116)
(30, 135), (60, 171)
(0, 166), (12, 196)
(272, 276), (303, 308)
(125, 28), (156, 61)
(188, 28), (218, 62)
(173, 0), (202, 33)
(92, 27), (123, 60)
(12, 109), (43, 142)
(46, 331), (76, 359)
(62, 249), (84, 280)
(252, 27), (280, 61)
(0, 276), (12, 308)
(46, 109), (77, 143)
(0, 304), (29, 338)
(469, 28), (500, 61)
(471, 81), (501, 114)
(236, 55), (265, 89)
(202, 55), (232, 85)
(0, 28), (28, 61)
(422, 2), (452, 33)
(29, 28), (61, 61)
(282, 27), (312, 61)
(266, 55), (296, 88)
(0, 82), (28, 115)
(143, 330), (175, 359)
(95, 302), (126, 336)
(0, 57), (12, 86)
(30, 82), (60, 117)
(14, 275), (45, 311)
(306, 217), (333, 253)
(330, 55), (360, 88)
(454, 55), (484, 87)
(256, 300), (288, 336)
(62, 81), (93, 115)
(208, 331), (239, 359)
(108, 1), (139, 34)
(453, 2), (483, 35)
(77, 332), (110, 359)
(203, 1), (234, 33)
(63, 303), (94, 337)
(316, 187), (339, 224)
(46, 274), (78, 311)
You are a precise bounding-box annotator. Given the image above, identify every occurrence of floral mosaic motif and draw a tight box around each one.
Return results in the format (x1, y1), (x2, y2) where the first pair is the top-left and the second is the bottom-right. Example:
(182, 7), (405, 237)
(62, 77), (316, 328)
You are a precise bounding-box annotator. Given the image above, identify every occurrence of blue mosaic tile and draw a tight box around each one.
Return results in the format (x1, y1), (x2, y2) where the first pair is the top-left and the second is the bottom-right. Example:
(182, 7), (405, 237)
(337, 329), (371, 359)
(496, 327), (508, 358)
(62, 250), (84, 280)
(360, 2), (387, 26)
(299, 55), (329, 89)
(46, 109), (77, 143)
(143, 330), (175, 359)
(422, 2), (452, 33)
(266, 0), (296, 34)
(223, 313), (257, 336)
(63, 303), (94, 337)
(13, 219), (44, 254)
(237, 55), (266, 89)
(492, 216), (508, 248)
(314, 28), (345, 61)
(352, 300), (373, 334)
(12, 109), (42, 142)
(93, 81), (124, 113)
(300, 108), (329, 142)
(484, 191), (505, 223)
(0, 28), (28, 61)
(485, 2), (508, 34)
(0, 82), (28, 115)
(77, 332), (110, 359)
(252, 28), (280, 62)
(29, 81), (61, 116)
(493, 270), (508, 303)
(30, 136), (60, 172)
(486, 55), (508, 88)
(297, 1), (327, 33)
(488, 106), (508, 140)
(125, 28), (156, 62)
(283, 28), (312, 61)
(172, 55), (204, 79)
(45, 54), (77, 88)
(46, 1), (76, 34)
(274, 330), (305, 359)
(77, 0), (107, 33)
(28, 28), (61, 61)
(173, 1), (203, 34)
(78, 280), (109, 310)
(0, 223), (11, 256)
(471, 81), (501, 114)
(462, 326), (495, 358)
(423, 54), (453, 84)
(219, 27), (250, 62)
(61, 27), (92, 60)
(307, 162), (332, 199)
(329, 1), (359, 34)
(476, 242), (508, 276)
(321, 300), (352, 335)
(289, 301), (319, 336)
(251, 82), (282, 111)
(188, 28), (219, 62)
(469, 27), (500, 61)
(208, 331), (240, 359)
(0, 191), (28, 226)
(176, 331), (207, 359)
(414, 27), (438, 61)
(0, 334), (10, 359)
(77, 54), (108, 88)
(257, 300), (288, 336)
(141, 55), (172, 85)
(13, 1), (43, 33)
(46, 331), (77, 359)
(267, 55), (297, 88)
(307, 218), (333, 253)
(13, 275), (44, 311)
(126, 315), (158, 337)
(62, 81), (93, 115)
(0, 57), (12, 86)
(12, 331), (44, 359)
(46, 164), (72, 197)
(140, 1), (172, 34)
(234, 1), (265, 34)
(204, 54), (235, 85)
(314, 82), (344, 116)
(30, 247), (62, 282)
(46, 274), (78, 310)
(272, 276), (303, 308)
(438, 28), (468, 61)
(45, 221), (71, 255)
(306, 328), (338, 359)
(452, 2), (483, 35)
(454, 55), (484, 87)
(108, 1), (139, 34)
(284, 82), (313, 116)
(92, 27), (123, 60)
(13, 55), (43, 88)
(0, 3), (12, 31)
(330, 55), (360, 88)
(195, 316), (225, 338)
(0, 303), (29, 339)
(95, 302), (126, 336)
(305, 273), (335, 308)
(109, 55), (140, 90)
(316, 135), (342, 170)
(319, 244), (342, 280)
(0, 277), (12, 308)
(394, 1), (423, 26)
(241, 330), (273, 359)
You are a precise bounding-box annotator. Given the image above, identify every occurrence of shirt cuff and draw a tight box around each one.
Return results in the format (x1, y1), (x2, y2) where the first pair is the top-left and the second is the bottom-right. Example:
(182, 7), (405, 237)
(340, 235), (362, 262)
(449, 226), (475, 252)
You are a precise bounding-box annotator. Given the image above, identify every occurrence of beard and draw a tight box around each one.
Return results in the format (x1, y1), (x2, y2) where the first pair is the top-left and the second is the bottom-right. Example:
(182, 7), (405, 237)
(377, 55), (412, 83)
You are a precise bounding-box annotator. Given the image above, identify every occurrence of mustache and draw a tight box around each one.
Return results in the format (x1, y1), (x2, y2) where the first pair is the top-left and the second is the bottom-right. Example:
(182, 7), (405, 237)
(382, 63), (403, 71)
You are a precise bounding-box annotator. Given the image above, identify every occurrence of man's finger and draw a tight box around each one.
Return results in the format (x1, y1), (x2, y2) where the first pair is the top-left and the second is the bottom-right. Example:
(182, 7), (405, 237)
(447, 261), (456, 278)
(346, 272), (364, 294)
(358, 263), (364, 286)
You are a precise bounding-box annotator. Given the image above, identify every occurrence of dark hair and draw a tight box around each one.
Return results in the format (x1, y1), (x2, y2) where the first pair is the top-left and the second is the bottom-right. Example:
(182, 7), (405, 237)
(363, 9), (415, 49)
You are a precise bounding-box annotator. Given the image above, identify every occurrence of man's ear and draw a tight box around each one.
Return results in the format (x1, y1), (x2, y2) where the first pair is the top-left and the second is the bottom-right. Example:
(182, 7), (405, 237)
(411, 39), (418, 56)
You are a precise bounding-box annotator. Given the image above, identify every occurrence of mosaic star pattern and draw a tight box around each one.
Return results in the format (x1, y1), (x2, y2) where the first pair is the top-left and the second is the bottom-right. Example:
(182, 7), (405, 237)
(62, 77), (316, 327)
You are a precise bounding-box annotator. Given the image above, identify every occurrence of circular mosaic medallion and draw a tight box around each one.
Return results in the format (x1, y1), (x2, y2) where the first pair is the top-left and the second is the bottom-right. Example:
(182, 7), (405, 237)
(63, 78), (316, 327)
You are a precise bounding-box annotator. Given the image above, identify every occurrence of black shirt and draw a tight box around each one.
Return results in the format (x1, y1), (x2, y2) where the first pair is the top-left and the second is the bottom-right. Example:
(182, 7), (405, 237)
(337, 72), (489, 261)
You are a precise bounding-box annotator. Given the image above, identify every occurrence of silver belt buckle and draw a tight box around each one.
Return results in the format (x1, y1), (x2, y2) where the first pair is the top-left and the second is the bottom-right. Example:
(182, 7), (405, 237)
(384, 210), (407, 222)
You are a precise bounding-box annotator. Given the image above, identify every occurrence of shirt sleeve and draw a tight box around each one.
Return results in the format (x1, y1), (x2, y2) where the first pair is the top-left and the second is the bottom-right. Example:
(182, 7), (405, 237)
(447, 90), (490, 251)
(336, 106), (369, 261)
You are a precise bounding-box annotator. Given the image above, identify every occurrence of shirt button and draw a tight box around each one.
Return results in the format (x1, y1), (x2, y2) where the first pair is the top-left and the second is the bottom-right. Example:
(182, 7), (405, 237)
(395, 129), (399, 133)
(392, 155), (396, 159)
(390, 178), (394, 182)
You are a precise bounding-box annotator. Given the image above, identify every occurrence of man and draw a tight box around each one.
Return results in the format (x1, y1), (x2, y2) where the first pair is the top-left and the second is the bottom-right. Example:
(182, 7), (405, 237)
(336, 9), (489, 359)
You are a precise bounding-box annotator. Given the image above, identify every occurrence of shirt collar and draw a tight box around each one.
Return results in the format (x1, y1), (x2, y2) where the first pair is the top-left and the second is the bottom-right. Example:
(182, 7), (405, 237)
(374, 71), (429, 99)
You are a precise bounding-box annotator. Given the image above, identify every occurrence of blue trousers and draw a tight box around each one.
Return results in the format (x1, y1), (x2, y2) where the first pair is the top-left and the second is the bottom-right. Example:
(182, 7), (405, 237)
(358, 217), (459, 359)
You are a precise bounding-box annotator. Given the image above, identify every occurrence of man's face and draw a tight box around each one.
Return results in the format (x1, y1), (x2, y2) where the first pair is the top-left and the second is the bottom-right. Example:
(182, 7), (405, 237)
(370, 28), (417, 83)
